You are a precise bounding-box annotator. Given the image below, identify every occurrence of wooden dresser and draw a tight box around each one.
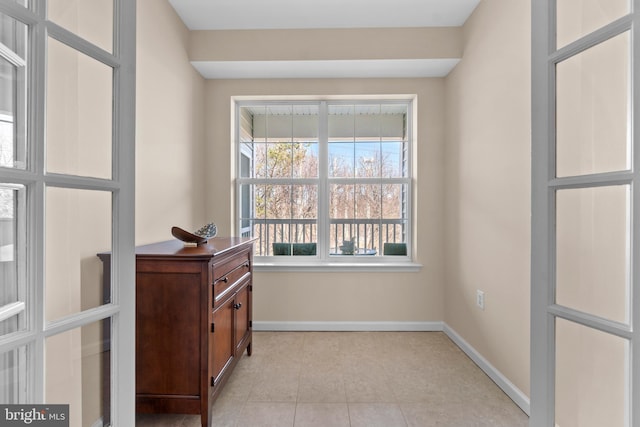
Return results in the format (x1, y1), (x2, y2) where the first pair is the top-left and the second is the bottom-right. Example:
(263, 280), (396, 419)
(99, 237), (255, 427)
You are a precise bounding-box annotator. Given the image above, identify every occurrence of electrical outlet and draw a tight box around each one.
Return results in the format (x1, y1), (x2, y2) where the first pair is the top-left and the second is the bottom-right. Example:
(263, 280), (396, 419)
(476, 290), (485, 310)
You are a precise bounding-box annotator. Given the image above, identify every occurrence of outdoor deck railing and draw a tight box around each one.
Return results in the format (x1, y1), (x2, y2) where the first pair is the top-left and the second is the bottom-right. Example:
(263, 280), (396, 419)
(241, 218), (407, 256)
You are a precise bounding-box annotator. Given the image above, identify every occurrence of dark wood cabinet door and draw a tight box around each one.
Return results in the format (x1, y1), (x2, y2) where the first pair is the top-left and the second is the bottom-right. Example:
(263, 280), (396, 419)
(211, 298), (234, 384)
(234, 282), (251, 352)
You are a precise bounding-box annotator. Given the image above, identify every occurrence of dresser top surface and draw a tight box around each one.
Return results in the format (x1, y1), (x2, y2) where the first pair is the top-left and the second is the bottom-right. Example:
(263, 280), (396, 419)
(134, 236), (256, 258)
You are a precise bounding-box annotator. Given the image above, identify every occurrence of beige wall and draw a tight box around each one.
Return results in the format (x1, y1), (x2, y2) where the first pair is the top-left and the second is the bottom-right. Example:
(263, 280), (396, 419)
(444, 0), (531, 398)
(190, 27), (462, 62)
(136, 0), (207, 245)
(205, 78), (446, 323)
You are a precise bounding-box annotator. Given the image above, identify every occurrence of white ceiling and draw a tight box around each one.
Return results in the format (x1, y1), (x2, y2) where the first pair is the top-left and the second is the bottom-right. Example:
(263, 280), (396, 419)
(169, 0), (480, 79)
(169, 0), (481, 31)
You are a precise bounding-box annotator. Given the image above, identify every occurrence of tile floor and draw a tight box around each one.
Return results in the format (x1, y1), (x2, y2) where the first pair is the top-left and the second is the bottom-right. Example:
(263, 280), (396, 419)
(136, 331), (528, 426)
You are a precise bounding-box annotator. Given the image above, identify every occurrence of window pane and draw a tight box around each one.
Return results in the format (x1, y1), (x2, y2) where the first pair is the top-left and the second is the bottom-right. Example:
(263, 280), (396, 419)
(329, 104), (354, 140)
(355, 142), (381, 178)
(266, 143), (293, 178)
(329, 105), (355, 178)
(244, 183), (317, 256)
(245, 105), (266, 142)
(239, 147), (252, 178)
(382, 183), (407, 220)
(355, 184), (381, 219)
(556, 32), (630, 177)
(0, 345), (28, 404)
(330, 184), (355, 219)
(46, 319), (111, 426)
(556, 0), (629, 48)
(232, 104), (333, 180)
(45, 188), (111, 321)
(0, 13), (28, 170)
(555, 319), (628, 426)
(381, 141), (406, 178)
(329, 142), (355, 177)
(0, 184), (26, 337)
(253, 143), (267, 178)
(292, 184), (317, 220)
(330, 103), (408, 179)
(48, 0), (114, 53)
(556, 186), (629, 324)
(46, 37), (113, 179)
(380, 104), (408, 139)
(239, 183), (252, 234)
(293, 143), (318, 178)
(266, 184), (292, 220)
(355, 104), (381, 140)
(254, 141), (319, 179)
(292, 106), (319, 132)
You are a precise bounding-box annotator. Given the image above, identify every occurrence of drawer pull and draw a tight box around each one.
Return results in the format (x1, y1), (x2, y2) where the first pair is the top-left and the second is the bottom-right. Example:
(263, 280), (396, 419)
(213, 260), (250, 285)
(233, 303), (242, 310)
(214, 276), (229, 285)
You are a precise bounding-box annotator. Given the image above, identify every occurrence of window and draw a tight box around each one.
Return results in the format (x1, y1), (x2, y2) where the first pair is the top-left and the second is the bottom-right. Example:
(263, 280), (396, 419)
(236, 99), (413, 265)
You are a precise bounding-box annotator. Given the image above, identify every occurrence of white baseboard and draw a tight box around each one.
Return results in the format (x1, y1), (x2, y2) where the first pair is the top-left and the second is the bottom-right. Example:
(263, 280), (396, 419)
(253, 320), (444, 332)
(90, 417), (103, 427)
(442, 323), (531, 416)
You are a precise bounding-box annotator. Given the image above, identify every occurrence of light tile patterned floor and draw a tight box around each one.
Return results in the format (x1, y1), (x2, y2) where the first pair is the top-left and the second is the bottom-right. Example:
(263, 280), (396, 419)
(136, 331), (528, 426)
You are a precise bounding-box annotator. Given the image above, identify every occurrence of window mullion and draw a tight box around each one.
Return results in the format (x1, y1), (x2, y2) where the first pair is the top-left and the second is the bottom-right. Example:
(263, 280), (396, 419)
(317, 101), (329, 260)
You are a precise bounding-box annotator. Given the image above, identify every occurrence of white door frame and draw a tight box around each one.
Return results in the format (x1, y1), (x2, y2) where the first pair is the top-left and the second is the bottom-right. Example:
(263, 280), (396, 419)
(0, 1), (135, 425)
(531, 1), (639, 425)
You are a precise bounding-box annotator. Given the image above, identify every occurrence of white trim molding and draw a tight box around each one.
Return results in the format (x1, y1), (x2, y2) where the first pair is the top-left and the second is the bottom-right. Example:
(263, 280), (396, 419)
(252, 321), (443, 332)
(443, 323), (531, 416)
(252, 320), (530, 416)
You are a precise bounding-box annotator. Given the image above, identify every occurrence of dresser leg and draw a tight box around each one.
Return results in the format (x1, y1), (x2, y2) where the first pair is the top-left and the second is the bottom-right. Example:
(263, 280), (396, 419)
(247, 342), (252, 356)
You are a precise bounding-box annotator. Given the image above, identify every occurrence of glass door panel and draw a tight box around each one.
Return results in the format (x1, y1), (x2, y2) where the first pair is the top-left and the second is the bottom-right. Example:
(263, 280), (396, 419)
(45, 187), (111, 321)
(0, 0), (134, 423)
(0, 184), (26, 336)
(556, 31), (630, 178)
(532, 0), (637, 424)
(555, 318), (628, 426)
(46, 37), (113, 179)
(45, 319), (110, 427)
(556, 186), (630, 323)
(0, 12), (27, 170)
(556, 0), (629, 48)
(47, 0), (113, 53)
(0, 345), (28, 404)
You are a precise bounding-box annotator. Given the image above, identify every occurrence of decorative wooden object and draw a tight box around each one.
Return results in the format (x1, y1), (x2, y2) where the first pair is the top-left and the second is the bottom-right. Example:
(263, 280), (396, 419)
(171, 223), (217, 246)
(99, 237), (255, 427)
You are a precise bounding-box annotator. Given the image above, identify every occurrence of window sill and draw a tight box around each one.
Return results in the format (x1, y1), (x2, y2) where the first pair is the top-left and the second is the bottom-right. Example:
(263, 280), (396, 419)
(254, 260), (423, 273)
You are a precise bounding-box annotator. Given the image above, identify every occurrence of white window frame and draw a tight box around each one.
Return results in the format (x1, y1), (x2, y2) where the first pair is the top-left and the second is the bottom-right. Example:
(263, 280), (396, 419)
(234, 96), (421, 272)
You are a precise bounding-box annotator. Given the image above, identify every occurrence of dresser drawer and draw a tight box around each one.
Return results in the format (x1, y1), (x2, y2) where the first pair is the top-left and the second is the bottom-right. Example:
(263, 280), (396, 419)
(212, 250), (251, 303)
